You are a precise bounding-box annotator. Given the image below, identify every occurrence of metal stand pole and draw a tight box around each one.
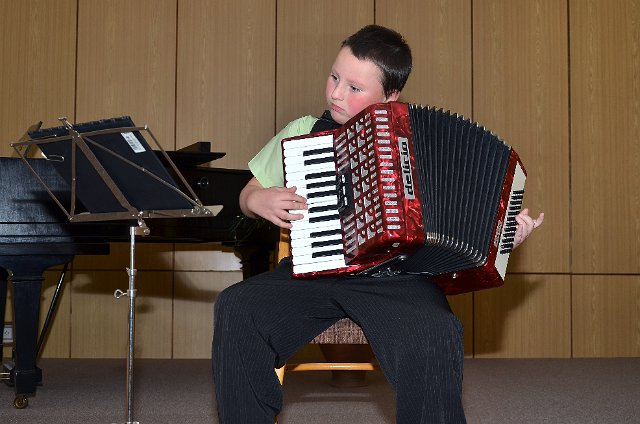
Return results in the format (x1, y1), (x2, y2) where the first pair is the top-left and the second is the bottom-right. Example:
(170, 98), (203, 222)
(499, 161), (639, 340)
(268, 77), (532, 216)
(114, 222), (147, 424)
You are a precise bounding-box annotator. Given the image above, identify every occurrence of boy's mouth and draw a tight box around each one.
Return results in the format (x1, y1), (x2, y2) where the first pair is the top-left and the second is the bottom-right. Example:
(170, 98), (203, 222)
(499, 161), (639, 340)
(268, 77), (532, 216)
(330, 103), (345, 114)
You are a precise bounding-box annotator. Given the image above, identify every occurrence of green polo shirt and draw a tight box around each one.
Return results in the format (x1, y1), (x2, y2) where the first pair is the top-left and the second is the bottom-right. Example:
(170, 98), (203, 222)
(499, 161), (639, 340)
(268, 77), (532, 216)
(248, 115), (318, 188)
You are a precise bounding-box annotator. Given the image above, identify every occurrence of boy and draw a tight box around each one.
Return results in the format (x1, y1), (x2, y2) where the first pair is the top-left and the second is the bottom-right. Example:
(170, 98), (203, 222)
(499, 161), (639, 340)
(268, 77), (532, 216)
(213, 24), (543, 424)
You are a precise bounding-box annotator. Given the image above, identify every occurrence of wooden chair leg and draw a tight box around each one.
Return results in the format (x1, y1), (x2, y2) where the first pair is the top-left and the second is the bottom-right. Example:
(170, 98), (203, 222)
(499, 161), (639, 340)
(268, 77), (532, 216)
(274, 365), (286, 423)
(275, 365), (286, 385)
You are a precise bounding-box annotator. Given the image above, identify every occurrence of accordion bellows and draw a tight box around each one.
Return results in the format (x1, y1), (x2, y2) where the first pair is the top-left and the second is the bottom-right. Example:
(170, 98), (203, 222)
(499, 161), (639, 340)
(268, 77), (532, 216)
(282, 102), (526, 295)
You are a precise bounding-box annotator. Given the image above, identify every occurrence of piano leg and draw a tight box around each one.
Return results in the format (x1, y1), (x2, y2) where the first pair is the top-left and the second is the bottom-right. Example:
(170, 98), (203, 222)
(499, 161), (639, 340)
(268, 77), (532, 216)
(1, 267), (7, 364)
(1, 255), (73, 408)
(236, 244), (274, 279)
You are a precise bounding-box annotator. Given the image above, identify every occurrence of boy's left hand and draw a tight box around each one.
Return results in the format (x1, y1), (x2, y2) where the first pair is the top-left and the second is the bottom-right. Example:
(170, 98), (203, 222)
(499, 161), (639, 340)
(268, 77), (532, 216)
(513, 208), (544, 249)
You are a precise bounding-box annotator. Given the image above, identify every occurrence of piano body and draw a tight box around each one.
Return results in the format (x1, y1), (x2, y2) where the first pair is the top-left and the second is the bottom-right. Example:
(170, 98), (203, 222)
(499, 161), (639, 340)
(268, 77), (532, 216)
(0, 144), (277, 407)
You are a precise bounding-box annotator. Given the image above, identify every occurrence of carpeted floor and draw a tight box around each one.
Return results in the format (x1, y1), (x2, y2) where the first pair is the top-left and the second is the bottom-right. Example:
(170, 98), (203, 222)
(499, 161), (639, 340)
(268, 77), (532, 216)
(1, 358), (639, 423)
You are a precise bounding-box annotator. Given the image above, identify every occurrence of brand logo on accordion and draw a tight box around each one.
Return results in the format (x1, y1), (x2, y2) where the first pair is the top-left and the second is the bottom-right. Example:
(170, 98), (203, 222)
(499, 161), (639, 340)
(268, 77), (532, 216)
(398, 137), (415, 199)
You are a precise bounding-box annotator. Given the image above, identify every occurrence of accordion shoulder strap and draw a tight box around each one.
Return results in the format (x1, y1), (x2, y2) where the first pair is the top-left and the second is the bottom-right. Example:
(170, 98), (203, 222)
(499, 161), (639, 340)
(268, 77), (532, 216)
(311, 110), (341, 133)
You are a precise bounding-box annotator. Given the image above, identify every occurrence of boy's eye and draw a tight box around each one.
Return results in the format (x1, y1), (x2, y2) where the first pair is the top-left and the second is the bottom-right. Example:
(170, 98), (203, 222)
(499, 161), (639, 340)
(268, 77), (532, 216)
(350, 86), (362, 93)
(330, 74), (338, 81)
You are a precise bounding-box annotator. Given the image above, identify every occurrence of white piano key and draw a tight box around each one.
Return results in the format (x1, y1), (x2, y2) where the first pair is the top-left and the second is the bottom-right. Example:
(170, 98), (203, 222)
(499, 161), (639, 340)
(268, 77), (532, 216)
(290, 217), (341, 231)
(283, 134), (334, 152)
(285, 174), (335, 189)
(285, 160), (335, 176)
(292, 250), (345, 266)
(291, 242), (343, 257)
(290, 232), (342, 248)
(288, 190), (338, 205)
(283, 151), (333, 167)
(288, 207), (338, 223)
(283, 145), (334, 161)
(293, 258), (347, 274)
(290, 221), (342, 240)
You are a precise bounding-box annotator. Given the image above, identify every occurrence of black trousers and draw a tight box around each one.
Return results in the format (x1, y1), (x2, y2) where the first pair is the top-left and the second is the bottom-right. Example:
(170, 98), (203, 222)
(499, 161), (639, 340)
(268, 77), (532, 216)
(212, 257), (466, 423)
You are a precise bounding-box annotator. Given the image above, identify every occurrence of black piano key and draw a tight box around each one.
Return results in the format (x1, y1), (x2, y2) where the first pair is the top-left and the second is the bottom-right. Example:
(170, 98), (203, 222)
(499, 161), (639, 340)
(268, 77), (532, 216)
(309, 204), (339, 213)
(307, 180), (336, 189)
(304, 156), (335, 166)
(303, 147), (334, 156)
(312, 249), (344, 258)
(310, 228), (342, 238)
(309, 213), (340, 223)
(306, 171), (335, 180)
(307, 190), (336, 199)
(311, 239), (343, 248)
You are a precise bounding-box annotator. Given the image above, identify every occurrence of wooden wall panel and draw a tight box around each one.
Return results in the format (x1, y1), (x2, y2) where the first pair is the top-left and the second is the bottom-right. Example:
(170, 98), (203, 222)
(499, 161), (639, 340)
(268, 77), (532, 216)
(76, 0), (177, 146)
(72, 242), (175, 271)
(377, 0), (472, 114)
(0, 0), (76, 157)
(473, 0), (570, 273)
(570, 0), (640, 273)
(276, 0), (373, 130)
(475, 274), (571, 358)
(176, 0), (277, 171)
(70, 271), (173, 358)
(173, 271), (242, 358)
(447, 293), (474, 356)
(573, 275), (640, 357)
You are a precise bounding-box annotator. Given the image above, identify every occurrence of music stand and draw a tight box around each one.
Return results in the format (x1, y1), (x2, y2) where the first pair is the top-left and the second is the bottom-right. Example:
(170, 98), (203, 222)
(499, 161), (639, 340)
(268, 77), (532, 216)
(11, 116), (214, 424)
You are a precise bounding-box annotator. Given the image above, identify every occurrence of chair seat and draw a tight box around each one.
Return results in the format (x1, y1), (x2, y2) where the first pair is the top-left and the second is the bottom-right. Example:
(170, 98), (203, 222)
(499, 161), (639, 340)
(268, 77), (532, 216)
(311, 318), (369, 344)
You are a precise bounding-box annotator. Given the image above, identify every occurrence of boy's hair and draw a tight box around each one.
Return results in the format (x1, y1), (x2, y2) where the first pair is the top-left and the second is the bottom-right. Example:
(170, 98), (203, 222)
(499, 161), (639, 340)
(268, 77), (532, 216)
(342, 25), (412, 98)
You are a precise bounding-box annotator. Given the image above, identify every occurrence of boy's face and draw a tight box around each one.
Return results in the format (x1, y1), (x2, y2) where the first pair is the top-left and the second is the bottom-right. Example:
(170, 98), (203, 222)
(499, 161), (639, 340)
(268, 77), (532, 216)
(326, 47), (399, 125)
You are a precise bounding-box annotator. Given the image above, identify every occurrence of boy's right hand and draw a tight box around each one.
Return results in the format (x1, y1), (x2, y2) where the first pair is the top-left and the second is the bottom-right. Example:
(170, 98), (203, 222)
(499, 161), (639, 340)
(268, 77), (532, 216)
(240, 178), (308, 228)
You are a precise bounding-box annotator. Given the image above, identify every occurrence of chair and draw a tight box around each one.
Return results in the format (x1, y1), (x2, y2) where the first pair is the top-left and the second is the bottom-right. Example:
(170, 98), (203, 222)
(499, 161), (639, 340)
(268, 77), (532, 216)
(274, 230), (379, 387)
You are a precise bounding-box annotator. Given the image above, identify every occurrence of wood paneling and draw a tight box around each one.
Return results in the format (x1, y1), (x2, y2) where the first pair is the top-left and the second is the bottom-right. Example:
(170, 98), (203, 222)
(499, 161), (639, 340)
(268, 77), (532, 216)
(173, 271), (242, 358)
(176, 0), (276, 171)
(72, 242), (175, 271)
(174, 244), (241, 272)
(276, 0), (373, 130)
(475, 274), (571, 358)
(76, 0), (177, 146)
(377, 0), (472, 114)
(70, 271), (173, 358)
(570, 0), (640, 273)
(573, 275), (640, 357)
(473, 0), (570, 273)
(448, 293), (474, 356)
(0, 0), (76, 157)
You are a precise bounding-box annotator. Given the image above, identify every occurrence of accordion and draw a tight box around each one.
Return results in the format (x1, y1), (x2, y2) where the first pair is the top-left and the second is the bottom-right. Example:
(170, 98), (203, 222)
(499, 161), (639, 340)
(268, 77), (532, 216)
(282, 102), (526, 295)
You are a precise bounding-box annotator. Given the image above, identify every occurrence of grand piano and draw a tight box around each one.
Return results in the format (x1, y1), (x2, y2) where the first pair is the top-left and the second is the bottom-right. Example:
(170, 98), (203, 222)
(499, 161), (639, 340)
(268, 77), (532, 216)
(0, 140), (278, 408)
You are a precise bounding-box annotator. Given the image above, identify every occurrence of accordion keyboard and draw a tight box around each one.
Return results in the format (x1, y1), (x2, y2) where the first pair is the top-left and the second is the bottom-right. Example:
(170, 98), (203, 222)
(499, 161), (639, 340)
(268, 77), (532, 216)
(283, 134), (347, 274)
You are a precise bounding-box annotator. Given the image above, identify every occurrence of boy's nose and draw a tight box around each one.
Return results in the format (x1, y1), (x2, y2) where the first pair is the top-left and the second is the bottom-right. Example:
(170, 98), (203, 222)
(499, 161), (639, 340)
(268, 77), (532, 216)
(331, 84), (344, 100)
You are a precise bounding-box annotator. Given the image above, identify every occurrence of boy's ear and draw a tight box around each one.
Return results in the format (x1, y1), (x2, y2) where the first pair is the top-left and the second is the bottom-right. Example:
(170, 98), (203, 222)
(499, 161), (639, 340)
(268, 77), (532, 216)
(386, 91), (400, 102)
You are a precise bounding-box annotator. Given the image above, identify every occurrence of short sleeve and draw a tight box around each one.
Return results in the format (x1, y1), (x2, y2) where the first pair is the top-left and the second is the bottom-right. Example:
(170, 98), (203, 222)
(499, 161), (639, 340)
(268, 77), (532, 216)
(248, 115), (317, 188)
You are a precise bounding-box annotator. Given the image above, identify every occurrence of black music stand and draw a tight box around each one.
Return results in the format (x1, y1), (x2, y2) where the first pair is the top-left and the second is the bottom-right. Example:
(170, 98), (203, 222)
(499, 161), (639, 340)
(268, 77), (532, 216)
(11, 117), (214, 424)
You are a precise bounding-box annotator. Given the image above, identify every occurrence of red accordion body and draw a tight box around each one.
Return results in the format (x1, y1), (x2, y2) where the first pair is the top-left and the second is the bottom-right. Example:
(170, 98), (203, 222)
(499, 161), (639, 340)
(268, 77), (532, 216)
(282, 102), (526, 295)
